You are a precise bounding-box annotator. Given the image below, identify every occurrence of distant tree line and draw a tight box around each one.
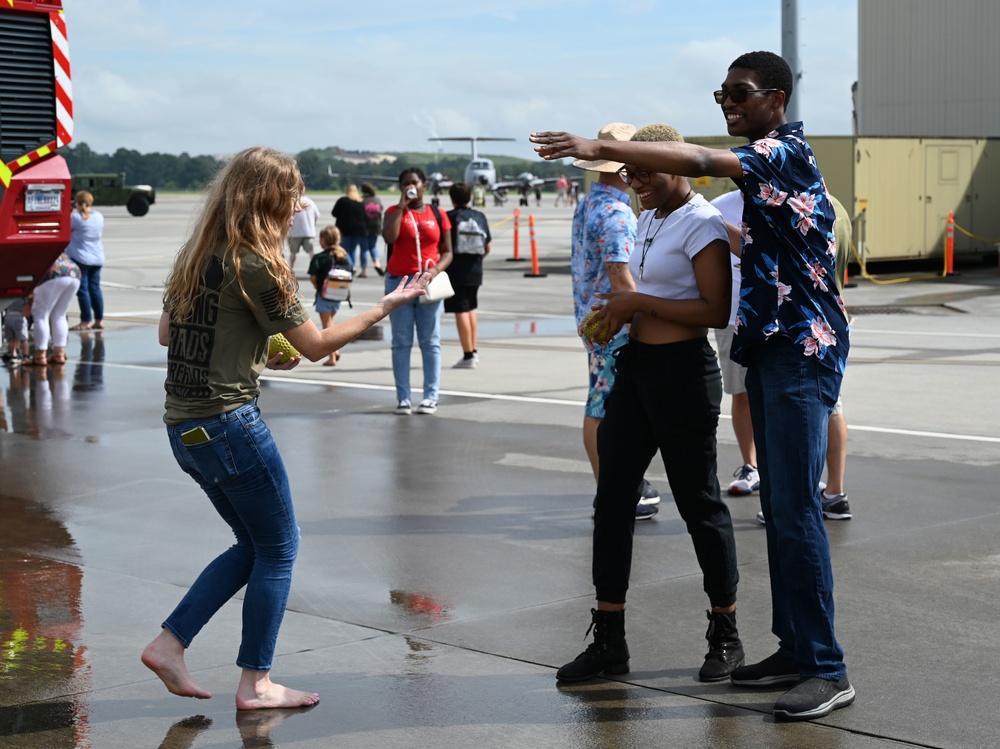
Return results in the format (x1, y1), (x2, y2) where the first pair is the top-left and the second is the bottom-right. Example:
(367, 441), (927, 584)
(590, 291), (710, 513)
(62, 143), (572, 192)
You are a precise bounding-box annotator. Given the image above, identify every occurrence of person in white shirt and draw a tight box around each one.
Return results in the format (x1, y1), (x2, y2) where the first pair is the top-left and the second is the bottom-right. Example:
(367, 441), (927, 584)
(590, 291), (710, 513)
(556, 123), (742, 686)
(287, 189), (320, 271)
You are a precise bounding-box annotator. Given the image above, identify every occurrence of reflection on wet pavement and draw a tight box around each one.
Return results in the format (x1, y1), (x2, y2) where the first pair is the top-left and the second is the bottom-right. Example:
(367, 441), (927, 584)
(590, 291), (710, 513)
(72, 332), (104, 394)
(1, 331), (105, 440)
(389, 589), (451, 621)
(154, 714), (212, 749)
(0, 495), (89, 746)
(235, 706), (316, 749)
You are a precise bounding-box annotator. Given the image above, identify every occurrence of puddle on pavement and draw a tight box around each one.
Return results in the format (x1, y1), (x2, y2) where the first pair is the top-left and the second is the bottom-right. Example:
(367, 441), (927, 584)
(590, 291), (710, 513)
(0, 494), (90, 746)
(473, 318), (577, 338)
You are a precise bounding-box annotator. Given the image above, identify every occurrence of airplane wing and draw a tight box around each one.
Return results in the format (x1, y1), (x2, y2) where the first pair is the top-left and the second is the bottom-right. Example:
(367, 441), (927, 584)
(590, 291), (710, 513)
(327, 167), (397, 183)
(493, 175), (563, 191)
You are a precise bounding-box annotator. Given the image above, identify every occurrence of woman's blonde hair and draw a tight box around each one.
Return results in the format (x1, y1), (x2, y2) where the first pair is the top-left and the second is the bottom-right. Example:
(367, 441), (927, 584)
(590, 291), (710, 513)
(345, 183), (361, 201)
(163, 146), (303, 321)
(319, 225), (347, 262)
(75, 190), (93, 218)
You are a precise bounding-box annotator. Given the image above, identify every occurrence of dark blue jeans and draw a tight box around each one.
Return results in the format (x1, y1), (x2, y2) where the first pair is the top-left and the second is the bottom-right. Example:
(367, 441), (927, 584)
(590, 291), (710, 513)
(358, 234), (380, 269)
(744, 337), (846, 680)
(164, 401), (298, 671)
(76, 262), (103, 323)
(340, 234), (363, 267)
(593, 338), (738, 607)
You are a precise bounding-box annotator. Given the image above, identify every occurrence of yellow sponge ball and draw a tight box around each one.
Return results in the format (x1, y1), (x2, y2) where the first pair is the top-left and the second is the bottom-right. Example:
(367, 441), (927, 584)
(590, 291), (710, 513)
(580, 310), (613, 346)
(268, 333), (300, 363)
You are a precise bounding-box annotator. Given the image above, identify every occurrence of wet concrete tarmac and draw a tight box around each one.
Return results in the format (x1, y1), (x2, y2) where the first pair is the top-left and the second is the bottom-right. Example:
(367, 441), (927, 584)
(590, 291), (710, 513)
(2, 196), (999, 748)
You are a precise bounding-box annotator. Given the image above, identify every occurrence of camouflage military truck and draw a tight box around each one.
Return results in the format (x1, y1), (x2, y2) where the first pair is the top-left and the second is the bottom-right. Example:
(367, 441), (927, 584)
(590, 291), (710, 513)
(71, 172), (156, 216)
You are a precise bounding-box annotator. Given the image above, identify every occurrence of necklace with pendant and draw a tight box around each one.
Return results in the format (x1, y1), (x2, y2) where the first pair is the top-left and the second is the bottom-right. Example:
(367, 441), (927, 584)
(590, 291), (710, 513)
(638, 189), (694, 280)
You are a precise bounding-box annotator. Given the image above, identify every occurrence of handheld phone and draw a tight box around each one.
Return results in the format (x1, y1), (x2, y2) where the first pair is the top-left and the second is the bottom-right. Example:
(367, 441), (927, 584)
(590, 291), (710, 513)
(180, 426), (211, 445)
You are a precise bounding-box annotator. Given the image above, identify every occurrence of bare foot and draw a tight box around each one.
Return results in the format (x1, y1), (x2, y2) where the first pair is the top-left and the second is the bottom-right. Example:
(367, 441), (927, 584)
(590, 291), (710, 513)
(141, 629), (213, 699)
(236, 670), (320, 711)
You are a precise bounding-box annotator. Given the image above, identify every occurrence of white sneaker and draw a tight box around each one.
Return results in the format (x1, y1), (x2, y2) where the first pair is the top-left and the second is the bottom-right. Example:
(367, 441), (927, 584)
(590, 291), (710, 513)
(453, 354), (478, 369)
(395, 399), (412, 415)
(416, 399), (438, 415)
(728, 464), (760, 495)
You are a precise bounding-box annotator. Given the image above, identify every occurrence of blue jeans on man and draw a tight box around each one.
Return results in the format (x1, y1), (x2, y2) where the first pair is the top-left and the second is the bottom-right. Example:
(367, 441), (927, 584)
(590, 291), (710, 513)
(164, 401), (297, 671)
(386, 274), (442, 403)
(744, 336), (847, 681)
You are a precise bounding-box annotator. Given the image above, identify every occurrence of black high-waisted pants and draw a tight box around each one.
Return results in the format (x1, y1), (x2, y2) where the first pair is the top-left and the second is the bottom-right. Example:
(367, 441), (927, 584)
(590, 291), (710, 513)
(593, 336), (739, 607)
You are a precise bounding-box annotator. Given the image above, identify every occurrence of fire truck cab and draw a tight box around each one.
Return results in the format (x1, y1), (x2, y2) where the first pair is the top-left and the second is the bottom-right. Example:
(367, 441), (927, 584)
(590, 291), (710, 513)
(0, 0), (73, 311)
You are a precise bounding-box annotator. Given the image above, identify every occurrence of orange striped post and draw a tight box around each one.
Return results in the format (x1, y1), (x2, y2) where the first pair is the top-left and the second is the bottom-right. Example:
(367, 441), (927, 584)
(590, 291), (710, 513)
(506, 208), (526, 262)
(945, 210), (955, 275)
(524, 214), (547, 278)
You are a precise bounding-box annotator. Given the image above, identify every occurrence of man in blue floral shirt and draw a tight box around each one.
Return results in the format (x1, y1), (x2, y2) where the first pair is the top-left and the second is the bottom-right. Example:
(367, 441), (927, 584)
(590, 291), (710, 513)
(532, 50), (854, 722)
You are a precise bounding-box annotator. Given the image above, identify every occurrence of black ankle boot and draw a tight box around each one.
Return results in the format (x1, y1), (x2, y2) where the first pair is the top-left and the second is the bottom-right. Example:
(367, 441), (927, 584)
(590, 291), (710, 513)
(698, 609), (745, 682)
(556, 608), (630, 682)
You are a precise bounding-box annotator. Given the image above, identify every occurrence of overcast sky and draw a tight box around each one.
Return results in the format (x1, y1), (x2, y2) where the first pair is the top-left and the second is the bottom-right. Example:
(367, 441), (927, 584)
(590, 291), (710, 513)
(64, 1), (858, 159)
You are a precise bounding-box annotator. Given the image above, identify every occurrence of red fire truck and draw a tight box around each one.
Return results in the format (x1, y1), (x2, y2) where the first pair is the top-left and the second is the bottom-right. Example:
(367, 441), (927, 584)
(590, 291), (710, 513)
(0, 0), (73, 311)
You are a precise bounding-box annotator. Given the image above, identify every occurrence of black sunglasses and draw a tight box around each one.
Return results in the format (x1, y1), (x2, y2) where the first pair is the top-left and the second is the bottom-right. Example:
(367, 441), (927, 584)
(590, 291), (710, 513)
(616, 166), (654, 186)
(713, 88), (780, 105)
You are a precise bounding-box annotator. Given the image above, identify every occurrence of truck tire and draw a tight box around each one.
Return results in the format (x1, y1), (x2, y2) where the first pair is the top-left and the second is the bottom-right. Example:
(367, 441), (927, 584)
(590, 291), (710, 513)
(127, 194), (150, 216)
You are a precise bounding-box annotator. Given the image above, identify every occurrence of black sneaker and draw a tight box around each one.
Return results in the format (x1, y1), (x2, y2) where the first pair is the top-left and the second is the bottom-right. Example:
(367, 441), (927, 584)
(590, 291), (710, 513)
(773, 675), (855, 721)
(729, 651), (799, 687)
(638, 479), (661, 506)
(822, 493), (852, 520)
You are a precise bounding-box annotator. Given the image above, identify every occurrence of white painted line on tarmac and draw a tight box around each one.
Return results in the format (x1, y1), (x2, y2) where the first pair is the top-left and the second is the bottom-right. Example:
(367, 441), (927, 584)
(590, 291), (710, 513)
(855, 328), (1000, 339)
(111, 362), (1000, 444)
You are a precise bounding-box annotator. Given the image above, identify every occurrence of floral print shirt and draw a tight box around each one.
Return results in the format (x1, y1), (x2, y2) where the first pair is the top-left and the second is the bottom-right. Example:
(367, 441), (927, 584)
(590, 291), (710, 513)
(730, 121), (850, 374)
(570, 181), (637, 342)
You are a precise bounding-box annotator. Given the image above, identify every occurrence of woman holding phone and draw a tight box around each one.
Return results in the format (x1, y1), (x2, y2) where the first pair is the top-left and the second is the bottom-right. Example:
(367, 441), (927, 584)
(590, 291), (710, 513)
(381, 167), (453, 415)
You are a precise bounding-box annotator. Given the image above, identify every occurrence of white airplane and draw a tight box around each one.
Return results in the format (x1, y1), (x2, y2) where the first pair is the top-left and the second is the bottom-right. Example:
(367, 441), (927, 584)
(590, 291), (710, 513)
(429, 137), (561, 205)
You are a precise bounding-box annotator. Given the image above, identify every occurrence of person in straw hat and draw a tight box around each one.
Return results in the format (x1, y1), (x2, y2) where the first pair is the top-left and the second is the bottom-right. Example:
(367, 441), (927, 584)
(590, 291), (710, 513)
(569, 122), (662, 524)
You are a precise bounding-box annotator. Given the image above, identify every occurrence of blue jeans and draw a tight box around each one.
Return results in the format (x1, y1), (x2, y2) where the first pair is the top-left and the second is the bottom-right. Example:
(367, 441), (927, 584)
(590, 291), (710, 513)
(386, 273), (441, 403)
(341, 234), (363, 267)
(164, 401), (298, 671)
(744, 337), (846, 680)
(76, 262), (104, 323)
(358, 234), (380, 269)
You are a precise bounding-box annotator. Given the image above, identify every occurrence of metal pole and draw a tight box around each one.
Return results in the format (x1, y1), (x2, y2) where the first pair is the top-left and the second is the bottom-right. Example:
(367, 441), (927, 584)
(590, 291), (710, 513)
(782, 0), (801, 123)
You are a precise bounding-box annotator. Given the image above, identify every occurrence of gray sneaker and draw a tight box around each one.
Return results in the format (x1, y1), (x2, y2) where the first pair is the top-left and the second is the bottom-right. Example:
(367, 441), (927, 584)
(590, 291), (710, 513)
(773, 675), (855, 721)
